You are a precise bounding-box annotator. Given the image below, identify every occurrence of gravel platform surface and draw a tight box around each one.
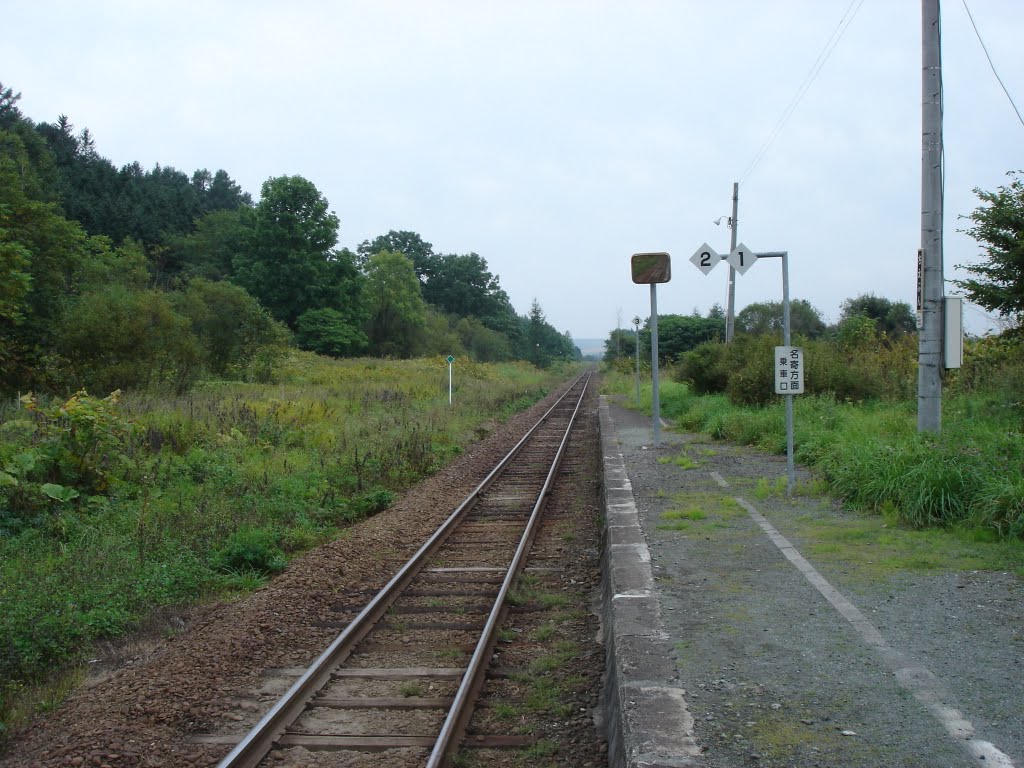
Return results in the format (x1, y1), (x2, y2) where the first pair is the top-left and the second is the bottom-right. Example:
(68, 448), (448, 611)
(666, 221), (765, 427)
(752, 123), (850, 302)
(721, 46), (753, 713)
(605, 399), (1021, 768)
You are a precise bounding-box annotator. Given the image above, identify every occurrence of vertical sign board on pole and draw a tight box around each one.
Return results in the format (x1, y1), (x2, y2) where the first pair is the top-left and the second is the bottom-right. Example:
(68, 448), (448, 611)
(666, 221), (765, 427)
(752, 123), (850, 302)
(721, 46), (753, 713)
(916, 249), (925, 331)
(630, 252), (671, 447)
(774, 347), (805, 395)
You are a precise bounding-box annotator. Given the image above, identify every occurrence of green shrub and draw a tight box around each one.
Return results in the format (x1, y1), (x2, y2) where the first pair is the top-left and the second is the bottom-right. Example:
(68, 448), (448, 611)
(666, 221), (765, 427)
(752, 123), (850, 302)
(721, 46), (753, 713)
(726, 337), (777, 407)
(295, 307), (367, 358)
(54, 287), (202, 394)
(676, 342), (729, 395)
(677, 332), (917, 407)
(212, 528), (287, 575)
(351, 488), (395, 517)
(173, 278), (292, 376)
(952, 335), (1024, 405)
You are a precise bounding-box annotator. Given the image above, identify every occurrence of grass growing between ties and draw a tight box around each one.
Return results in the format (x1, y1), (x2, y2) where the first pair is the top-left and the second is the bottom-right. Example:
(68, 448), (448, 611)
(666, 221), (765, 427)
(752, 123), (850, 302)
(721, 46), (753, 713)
(0, 352), (571, 734)
(480, 566), (594, 765)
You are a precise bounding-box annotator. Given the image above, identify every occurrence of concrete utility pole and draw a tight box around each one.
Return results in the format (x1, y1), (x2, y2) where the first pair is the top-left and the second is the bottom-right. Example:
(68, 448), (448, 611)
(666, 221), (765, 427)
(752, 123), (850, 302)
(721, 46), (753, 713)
(725, 182), (739, 342)
(919, 0), (943, 433)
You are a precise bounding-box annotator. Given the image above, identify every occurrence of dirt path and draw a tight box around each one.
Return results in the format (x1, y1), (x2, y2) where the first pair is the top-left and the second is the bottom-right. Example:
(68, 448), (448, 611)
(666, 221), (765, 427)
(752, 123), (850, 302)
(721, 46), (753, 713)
(608, 401), (1022, 768)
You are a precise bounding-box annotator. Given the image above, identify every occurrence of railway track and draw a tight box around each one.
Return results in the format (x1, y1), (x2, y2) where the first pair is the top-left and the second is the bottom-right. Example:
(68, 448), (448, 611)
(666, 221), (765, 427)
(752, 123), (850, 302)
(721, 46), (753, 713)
(214, 371), (593, 768)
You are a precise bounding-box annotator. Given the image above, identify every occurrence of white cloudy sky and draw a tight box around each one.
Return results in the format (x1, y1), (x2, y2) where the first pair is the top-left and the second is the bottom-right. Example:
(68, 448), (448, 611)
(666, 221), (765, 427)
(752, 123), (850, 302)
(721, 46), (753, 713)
(6, 1), (1023, 339)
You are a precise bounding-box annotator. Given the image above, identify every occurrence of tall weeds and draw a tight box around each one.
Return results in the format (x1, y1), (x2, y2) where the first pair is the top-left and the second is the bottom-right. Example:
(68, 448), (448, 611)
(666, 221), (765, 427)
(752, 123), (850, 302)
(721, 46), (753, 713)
(604, 331), (1023, 540)
(0, 352), (571, 716)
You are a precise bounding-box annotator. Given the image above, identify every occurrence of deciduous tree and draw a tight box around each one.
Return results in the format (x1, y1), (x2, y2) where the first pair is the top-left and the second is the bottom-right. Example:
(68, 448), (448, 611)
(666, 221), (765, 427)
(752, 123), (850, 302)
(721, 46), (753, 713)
(296, 308), (367, 358)
(364, 250), (427, 358)
(735, 299), (827, 339)
(357, 230), (435, 277)
(422, 252), (514, 330)
(233, 175), (341, 328)
(173, 278), (289, 375)
(955, 172), (1024, 326)
(838, 294), (915, 338)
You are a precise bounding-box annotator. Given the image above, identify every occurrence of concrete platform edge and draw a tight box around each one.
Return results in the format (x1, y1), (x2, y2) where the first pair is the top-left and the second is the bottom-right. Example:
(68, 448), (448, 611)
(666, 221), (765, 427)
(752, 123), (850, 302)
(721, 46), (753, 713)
(598, 396), (702, 768)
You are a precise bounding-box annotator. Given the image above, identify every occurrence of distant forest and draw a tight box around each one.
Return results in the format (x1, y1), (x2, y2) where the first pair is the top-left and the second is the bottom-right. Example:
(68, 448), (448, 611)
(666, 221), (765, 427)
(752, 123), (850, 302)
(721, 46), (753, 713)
(0, 82), (580, 396)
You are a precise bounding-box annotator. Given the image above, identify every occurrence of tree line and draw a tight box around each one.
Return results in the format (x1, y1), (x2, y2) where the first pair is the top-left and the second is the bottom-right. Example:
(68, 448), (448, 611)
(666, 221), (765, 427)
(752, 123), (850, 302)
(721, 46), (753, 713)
(0, 82), (579, 397)
(604, 294), (917, 366)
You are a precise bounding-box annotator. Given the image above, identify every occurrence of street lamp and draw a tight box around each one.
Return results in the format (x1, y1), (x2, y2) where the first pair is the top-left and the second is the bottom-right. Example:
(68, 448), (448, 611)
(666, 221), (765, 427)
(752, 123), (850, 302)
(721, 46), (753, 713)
(632, 316), (641, 405)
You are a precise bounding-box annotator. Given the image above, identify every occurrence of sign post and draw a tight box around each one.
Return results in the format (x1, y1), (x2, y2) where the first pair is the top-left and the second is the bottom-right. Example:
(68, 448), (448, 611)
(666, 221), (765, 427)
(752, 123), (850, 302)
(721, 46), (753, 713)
(446, 355), (455, 404)
(632, 315), (641, 405)
(630, 252), (671, 447)
(775, 343), (803, 496)
(690, 243), (800, 494)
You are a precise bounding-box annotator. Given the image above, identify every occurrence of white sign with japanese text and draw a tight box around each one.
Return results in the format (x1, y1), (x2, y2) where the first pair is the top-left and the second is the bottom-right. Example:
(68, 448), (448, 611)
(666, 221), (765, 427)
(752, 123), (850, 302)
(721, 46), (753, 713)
(774, 346), (805, 395)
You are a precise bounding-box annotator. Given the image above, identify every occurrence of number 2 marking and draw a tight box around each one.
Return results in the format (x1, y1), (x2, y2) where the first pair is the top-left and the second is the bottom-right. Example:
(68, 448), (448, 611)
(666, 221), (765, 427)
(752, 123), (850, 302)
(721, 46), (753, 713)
(700, 252), (711, 267)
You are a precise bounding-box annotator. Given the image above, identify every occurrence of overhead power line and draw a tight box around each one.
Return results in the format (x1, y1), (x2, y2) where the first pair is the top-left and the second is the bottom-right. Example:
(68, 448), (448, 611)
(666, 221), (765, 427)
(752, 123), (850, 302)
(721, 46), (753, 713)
(961, 0), (1024, 129)
(738, 0), (866, 186)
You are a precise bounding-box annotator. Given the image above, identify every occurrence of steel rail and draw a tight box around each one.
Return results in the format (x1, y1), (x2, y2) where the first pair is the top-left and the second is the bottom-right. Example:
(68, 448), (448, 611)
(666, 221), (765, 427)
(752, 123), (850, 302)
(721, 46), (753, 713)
(215, 371), (590, 768)
(426, 371), (591, 767)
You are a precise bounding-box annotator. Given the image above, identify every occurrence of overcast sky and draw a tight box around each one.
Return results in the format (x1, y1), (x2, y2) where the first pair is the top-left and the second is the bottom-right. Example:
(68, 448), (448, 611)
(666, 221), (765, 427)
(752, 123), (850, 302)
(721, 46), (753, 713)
(6, 1), (1023, 340)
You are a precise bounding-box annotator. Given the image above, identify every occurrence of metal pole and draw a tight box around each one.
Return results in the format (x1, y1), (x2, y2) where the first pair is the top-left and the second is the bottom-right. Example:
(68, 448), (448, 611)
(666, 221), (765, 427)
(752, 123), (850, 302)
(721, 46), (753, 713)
(449, 361), (453, 405)
(633, 318), (641, 405)
(726, 182), (739, 342)
(918, 0), (943, 433)
(782, 253), (795, 496)
(650, 284), (661, 447)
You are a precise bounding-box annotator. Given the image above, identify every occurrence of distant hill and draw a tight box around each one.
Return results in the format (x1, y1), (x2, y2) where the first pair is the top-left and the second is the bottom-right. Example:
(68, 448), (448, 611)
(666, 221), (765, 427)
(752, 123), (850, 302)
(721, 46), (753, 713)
(573, 338), (605, 358)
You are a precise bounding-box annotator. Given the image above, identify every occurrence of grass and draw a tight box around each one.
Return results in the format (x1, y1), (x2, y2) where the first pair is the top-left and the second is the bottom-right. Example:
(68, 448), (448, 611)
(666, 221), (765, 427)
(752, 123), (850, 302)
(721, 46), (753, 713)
(602, 367), (1024, 545)
(0, 353), (572, 732)
(492, 577), (587, 745)
(399, 682), (423, 698)
(435, 648), (466, 661)
(794, 510), (1024, 580)
(603, 364), (1024, 579)
(658, 452), (701, 469)
(507, 584), (571, 609)
(657, 491), (744, 533)
(521, 739), (558, 759)
(530, 623), (557, 643)
(658, 507), (705, 531)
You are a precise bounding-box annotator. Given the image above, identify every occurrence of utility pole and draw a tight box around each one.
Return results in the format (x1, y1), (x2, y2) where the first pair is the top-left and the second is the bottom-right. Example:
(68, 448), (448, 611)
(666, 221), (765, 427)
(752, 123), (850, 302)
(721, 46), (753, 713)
(919, 0), (943, 433)
(725, 182), (739, 342)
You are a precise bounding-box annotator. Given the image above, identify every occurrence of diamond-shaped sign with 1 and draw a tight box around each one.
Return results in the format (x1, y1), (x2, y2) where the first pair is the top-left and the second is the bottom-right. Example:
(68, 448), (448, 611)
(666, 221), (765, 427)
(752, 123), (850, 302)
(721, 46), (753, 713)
(727, 242), (758, 275)
(690, 243), (720, 275)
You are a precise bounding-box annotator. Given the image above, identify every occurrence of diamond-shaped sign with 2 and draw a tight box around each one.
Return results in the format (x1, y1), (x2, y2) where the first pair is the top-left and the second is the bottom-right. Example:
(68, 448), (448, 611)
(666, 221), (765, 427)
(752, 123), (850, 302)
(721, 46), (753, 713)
(727, 242), (758, 275)
(690, 243), (720, 275)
